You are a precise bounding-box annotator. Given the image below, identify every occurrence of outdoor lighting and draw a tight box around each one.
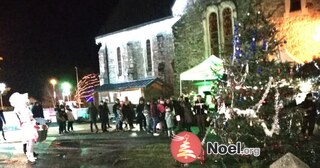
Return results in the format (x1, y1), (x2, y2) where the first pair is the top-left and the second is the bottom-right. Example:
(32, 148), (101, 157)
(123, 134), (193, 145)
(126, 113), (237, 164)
(278, 15), (320, 62)
(313, 25), (320, 42)
(0, 83), (5, 109)
(61, 82), (72, 101)
(50, 79), (57, 100)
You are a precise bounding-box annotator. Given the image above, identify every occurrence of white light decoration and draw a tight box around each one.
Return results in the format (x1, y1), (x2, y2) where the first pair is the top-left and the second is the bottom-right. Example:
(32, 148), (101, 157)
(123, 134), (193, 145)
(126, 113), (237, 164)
(171, 0), (193, 17)
(299, 80), (312, 93)
(0, 83), (6, 109)
(313, 25), (320, 42)
(295, 92), (307, 105)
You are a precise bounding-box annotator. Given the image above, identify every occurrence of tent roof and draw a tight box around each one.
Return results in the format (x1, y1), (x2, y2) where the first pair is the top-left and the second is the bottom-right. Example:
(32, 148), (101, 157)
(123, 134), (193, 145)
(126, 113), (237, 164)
(95, 77), (162, 92)
(180, 55), (224, 81)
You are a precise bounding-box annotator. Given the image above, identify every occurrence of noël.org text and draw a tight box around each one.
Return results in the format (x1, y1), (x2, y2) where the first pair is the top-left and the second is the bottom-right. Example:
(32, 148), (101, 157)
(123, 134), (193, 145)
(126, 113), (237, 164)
(207, 142), (260, 157)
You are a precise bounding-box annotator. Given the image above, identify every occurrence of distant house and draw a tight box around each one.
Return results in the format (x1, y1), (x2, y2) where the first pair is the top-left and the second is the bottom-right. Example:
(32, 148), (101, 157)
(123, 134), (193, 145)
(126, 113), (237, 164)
(95, 0), (320, 103)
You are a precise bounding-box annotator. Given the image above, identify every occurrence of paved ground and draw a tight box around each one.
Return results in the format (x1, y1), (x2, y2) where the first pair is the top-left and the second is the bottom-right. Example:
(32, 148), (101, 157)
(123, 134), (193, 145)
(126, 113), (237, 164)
(0, 122), (170, 168)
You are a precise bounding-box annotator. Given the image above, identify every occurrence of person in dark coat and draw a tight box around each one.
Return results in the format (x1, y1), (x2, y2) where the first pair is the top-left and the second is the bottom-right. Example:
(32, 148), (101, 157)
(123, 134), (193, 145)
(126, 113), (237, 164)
(103, 100), (111, 128)
(31, 102), (44, 118)
(98, 101), (109, 132)
(136, 97), (147, 131)
(88, 102), (99, 133)
(150, 98), (159, 135)
(300, 93), (317, 139)
(193, 95), (208, 135)
(31, 101), (46, 126)
(61, 105), (68, 133)
(181, 98), (193, 132)
(0, 110), (6, 141)
(171, 96), (184, 131)
(122, 97), (135, 130)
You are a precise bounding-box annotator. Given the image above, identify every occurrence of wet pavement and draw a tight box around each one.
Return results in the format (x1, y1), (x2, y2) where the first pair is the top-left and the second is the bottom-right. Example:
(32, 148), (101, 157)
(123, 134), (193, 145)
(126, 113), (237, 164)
(0, 123), (170, 168)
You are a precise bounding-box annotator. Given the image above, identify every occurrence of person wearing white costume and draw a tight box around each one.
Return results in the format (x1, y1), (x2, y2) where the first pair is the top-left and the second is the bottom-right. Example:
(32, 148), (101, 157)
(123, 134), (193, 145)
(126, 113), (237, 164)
(9, 92), (38, 163)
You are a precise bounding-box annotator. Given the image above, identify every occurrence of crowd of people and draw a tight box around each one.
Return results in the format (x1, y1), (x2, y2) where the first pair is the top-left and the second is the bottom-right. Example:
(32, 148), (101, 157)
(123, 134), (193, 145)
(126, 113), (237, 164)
(85, 95), (210, 137)
(55, 104), (76, 134)
(0, 91), (318, 164)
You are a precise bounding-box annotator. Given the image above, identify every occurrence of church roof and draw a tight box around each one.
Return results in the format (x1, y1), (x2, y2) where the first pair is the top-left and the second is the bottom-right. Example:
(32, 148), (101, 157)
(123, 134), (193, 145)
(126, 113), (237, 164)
(97, 0), (175, 36)
(95, 77), (163, 92)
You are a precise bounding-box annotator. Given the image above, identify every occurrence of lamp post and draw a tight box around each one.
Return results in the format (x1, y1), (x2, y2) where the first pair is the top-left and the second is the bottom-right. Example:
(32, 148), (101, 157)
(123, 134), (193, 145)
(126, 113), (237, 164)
(0, 83), (6, 109)
(50, 79), (57, 104)
(62, 82), (72, 102)
(75, 66), (81, 107)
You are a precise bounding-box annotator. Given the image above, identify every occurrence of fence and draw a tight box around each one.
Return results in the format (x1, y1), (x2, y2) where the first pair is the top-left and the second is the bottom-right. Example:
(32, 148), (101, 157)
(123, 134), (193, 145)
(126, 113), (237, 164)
(2, 108), (89, 131)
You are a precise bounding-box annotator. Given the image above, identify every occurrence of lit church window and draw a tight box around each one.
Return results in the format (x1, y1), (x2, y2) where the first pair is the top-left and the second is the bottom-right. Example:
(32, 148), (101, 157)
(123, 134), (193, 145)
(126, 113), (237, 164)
(222, 7), (233, 56)
(117, 47), (122, 76)
(146, 39), (152, 72)
(209, 12), (219, 56)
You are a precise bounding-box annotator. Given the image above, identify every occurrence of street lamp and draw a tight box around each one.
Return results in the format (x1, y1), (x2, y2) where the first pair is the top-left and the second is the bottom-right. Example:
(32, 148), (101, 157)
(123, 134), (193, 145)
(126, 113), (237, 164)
(61, 82), (72, 102)
(0, 83), (6, 109)
(50, 79), (57, 99)
(75, 66), (81, 107)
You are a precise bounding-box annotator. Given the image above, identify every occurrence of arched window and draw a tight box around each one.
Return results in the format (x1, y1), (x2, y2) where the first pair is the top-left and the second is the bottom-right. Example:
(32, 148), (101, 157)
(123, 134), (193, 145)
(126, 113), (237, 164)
(209, 12), (219, 55)
(157, 34), (165, 55)
(204, 1), (236, 57)
(117, 47), (122, 76)
(222, 7), (233, 56)
(146, 39), (152, 72)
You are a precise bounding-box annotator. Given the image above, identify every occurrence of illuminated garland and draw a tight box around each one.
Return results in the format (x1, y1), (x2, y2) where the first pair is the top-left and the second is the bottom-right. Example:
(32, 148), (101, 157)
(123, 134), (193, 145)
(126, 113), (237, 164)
(74, 73), (100, 102)
(202, 76), (283, 146)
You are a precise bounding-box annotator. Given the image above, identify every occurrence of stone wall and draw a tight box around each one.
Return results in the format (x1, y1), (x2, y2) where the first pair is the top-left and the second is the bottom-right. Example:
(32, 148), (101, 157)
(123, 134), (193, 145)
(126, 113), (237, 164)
(172, 1), (208, 95)
(97, 30), (175, 96)
(172, 0), (320, 95)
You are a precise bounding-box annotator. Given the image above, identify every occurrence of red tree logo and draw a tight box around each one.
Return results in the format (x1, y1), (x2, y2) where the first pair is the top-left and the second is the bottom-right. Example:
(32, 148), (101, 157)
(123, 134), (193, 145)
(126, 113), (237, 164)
(170, 131), (202, 163)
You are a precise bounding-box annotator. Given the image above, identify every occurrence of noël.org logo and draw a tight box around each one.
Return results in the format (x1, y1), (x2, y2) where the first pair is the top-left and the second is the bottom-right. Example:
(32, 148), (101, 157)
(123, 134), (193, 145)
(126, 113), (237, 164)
(170, 132), (260, 164)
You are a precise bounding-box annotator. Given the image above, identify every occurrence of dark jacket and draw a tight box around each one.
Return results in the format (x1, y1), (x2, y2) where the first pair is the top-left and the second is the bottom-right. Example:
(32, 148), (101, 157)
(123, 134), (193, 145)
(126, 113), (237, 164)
(122, 102), (134, 119)
(32, 104), (44, 118)
(193, 100), (207, 115)
(150, 103), (159, 118)
(301, 99), (317, 117)
(98, 105), (108, 120)
(88, 104), (98, 122)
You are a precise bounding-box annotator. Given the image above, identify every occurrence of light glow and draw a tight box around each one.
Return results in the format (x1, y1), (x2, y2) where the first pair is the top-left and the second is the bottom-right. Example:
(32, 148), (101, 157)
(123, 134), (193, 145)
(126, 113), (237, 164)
(278, 14), (320, 62)
(50, 79), (57, 86)
(61, 82), (72, 97)
(0, 83), (6, 93)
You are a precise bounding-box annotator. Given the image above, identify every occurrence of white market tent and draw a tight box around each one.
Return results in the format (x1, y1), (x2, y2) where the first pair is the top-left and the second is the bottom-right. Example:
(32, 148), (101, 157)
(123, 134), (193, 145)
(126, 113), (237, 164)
(179, 55), (224, 94)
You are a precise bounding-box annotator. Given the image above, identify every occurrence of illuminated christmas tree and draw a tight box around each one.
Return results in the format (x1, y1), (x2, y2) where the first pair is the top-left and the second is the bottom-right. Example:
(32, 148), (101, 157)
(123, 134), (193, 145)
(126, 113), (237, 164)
(203, 0), (320, 167)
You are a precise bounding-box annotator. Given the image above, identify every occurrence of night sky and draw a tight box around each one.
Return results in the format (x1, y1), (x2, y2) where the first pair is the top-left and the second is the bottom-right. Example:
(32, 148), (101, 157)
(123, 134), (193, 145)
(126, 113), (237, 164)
(0, 0), (174, 101)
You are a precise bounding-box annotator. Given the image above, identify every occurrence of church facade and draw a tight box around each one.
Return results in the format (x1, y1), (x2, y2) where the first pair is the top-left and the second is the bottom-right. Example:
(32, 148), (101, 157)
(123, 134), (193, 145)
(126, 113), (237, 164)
(95, 0), (320, 102)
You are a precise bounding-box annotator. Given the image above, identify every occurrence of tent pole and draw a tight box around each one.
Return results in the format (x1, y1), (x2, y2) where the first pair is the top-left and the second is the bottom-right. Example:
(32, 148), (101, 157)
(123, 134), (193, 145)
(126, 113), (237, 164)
(180, 80), (182, 96)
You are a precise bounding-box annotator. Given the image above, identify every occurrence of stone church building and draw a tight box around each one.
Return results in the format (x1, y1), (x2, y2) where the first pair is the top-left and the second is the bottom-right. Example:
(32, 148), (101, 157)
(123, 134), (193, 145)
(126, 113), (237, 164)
(95, 0), (320, 103)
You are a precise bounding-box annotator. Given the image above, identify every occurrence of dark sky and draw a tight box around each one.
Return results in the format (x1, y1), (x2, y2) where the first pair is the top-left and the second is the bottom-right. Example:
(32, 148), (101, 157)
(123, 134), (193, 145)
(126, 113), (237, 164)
(0, 0), (174, 100)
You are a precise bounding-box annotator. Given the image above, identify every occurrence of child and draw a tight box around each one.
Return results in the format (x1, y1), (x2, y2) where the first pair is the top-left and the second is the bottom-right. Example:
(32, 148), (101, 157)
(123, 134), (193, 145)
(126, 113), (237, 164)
(116, 107), (123, 131)
(165, 106), (175, 137)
